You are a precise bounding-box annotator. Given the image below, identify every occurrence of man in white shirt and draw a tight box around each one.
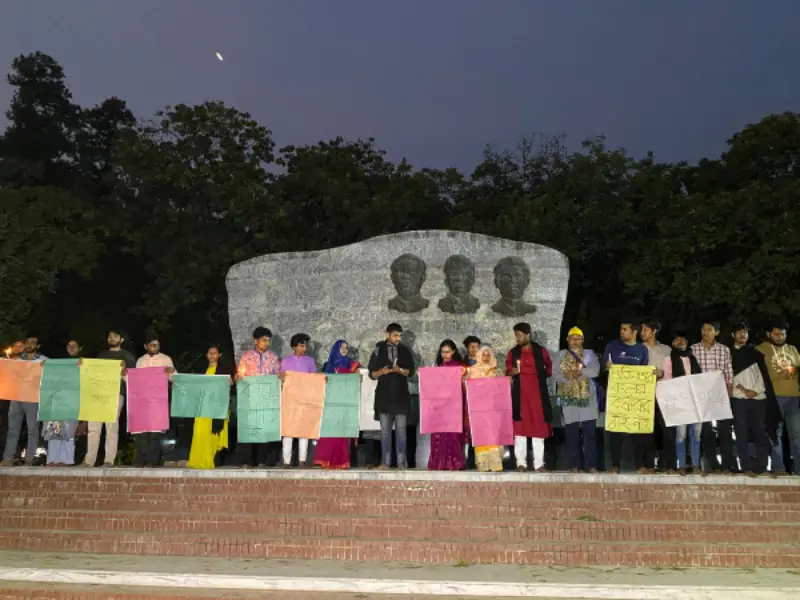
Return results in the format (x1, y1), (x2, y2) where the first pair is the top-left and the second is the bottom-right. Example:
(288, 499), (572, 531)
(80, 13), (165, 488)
(730, 322), (776, 476)
(134, 334), (175, 467)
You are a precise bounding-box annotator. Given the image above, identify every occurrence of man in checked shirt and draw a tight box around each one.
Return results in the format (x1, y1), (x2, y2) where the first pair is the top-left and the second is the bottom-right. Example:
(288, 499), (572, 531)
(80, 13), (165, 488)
(691, 320), (736, 475)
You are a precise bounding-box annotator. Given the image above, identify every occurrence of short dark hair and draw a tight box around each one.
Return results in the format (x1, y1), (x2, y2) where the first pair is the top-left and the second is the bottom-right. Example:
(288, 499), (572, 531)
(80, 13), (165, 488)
(144, 334), (160, 344)
(767, 319), (789, 332)
(731, 321), (749, 334)
(641, 318), (661, 334)
(513, 322), (532, 336)
(252, 327), (272, 340)
(290, 333), (310, 348)
(620, 319), (640, 332)
(701, 319), (721, 332)
(106, 328), (124, 338)
(386, 323), (403, 334)
(671, 329), (688, 341)
(463, 335), (481, 348)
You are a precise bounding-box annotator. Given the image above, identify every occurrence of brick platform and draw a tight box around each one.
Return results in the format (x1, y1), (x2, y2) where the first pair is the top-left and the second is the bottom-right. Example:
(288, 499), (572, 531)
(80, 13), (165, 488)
(0, 468), (798, 568)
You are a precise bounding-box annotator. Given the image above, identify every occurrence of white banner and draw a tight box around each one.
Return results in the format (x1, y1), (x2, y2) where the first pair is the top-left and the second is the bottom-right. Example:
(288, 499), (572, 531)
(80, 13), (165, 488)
(656, 372), (732, 426)
(358, 368), (381, 431)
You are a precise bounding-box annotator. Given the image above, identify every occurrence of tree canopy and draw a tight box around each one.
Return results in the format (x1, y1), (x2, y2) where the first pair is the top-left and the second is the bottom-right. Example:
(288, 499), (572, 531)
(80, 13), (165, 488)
(2, 52), (798, 364)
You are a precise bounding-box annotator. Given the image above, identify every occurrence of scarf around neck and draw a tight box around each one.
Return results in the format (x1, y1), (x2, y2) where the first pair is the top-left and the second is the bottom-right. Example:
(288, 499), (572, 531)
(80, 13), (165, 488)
(557, 348), (590, 406)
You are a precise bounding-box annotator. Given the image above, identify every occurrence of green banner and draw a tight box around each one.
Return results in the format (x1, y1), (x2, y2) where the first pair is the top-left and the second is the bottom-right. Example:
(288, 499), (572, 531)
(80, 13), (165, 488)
(171, 374), (230, 419)
(236, 375), (282, 443)
(319, 373), (360, 438)
(38, 359), (80, 421)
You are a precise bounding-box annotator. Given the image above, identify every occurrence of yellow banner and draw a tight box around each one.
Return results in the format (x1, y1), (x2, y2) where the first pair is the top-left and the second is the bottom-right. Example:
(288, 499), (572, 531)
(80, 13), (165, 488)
(79, 359), (122, 422)
(605, 364), (656, 433)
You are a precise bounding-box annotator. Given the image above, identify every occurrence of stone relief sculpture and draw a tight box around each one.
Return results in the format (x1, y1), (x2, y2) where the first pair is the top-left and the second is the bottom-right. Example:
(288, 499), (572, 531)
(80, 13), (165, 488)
(437, 254), (480, 315)
(491, 256), (537, 317)
(387, 253), (430, 313)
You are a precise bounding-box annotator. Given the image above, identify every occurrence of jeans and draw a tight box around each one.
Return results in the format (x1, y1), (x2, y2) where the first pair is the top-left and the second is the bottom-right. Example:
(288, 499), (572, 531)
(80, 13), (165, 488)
(675, 423), (701, 469)
(770, 396), (800, 473)
(731, 398), (768, 473)
(379, 413), (407, 467)
(564, 420), (597, 470)
(2, 401), (39, 463)
(134, 432), (162, 467)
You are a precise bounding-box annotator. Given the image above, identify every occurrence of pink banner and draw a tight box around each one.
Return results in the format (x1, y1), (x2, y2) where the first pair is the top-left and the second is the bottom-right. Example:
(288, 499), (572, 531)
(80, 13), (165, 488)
(419, 366), (463, 434)
(126, 367), (170, 434)
(466, 377), (514, 446)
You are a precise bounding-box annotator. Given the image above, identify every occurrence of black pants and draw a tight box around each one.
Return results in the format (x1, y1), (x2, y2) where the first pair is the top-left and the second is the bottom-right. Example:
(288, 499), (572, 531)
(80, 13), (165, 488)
(731, 398), (769, 473)
(134, 432), (162, 467)
(564, 420), (597, 470)
(654, 404), (677, 470)
(609, 432), (651, 470)
(701, 419), (736, 472)
(237, 441), (279, 467)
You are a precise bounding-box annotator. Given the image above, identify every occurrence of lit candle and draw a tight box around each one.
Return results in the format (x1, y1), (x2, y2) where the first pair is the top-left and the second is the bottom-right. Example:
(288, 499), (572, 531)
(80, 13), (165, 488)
(516, 360), (521, 372)
(238, 366), (246, 378)
(3, 348), (9, 359)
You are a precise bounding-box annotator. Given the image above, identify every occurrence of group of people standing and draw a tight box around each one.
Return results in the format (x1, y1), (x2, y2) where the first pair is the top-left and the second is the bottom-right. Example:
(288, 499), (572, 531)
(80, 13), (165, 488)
(1, 317), (798, 476)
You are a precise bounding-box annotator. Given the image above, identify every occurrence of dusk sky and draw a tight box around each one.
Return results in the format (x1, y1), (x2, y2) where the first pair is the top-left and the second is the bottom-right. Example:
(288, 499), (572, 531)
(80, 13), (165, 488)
(1, 1), (798, 172)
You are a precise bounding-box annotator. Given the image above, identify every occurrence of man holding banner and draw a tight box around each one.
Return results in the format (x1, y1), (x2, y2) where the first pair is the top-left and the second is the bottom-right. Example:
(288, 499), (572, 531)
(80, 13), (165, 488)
(1, 338), (44, 466)
(132, 334), (175, 467)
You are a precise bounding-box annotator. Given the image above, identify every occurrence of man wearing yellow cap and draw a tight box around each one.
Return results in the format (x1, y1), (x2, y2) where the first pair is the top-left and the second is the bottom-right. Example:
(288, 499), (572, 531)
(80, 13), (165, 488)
(552, 327), (601, 472)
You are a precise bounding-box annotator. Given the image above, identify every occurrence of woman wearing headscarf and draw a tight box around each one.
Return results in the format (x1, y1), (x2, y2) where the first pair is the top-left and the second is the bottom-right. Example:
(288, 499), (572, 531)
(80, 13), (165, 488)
(187, 344), (233, 470)
(428, 340), (468, 471)
(313, 340), (360, 469)
(552, 327), (601, 473)
(469, 347), (504, 472)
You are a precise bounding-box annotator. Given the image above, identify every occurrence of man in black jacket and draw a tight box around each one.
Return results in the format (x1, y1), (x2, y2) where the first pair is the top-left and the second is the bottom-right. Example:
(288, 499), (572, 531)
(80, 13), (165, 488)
(368, 323), (416, 469)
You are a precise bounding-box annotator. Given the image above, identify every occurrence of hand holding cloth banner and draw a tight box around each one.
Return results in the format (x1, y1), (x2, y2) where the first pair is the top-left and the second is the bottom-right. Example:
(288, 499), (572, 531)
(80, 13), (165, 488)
(171, 374), (230, 419)
(38, 359), (80, 420)
(237, 375), (282, 443)
(605, 365), (656, 433)
(0, 360), (43, 403)
(466, 376), (514, 446)
(656, 372), (732, 426)
(281, 372), (326, 439)
(126, 367), (170, 433)
(79, 359), (122, 423)
(419, 366), (463, 434)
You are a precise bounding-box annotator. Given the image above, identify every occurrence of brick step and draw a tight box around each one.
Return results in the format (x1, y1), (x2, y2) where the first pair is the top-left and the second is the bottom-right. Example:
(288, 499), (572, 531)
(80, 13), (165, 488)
(0, 529), (797, 567)
(5, 477), (799, 504)
(2, 492), (798, 523)
(1, 511), (796, 544)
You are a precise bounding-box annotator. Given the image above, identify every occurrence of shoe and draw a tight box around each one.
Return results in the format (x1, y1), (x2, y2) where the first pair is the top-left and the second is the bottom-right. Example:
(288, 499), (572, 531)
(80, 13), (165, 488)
(568, 468), (580, 473)
(375, 464), (389, 470)
(516, 465), (526, 472)
(608, 466), (620, 474)
(744, 471), (758, 478)
(635, 467), (649, 475)
(280, 463), (292, 469)
(586, 468), (599, 474)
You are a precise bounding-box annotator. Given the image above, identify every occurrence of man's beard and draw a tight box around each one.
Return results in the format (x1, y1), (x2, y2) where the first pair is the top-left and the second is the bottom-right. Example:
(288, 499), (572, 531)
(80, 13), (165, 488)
(771, 339), (787, 347)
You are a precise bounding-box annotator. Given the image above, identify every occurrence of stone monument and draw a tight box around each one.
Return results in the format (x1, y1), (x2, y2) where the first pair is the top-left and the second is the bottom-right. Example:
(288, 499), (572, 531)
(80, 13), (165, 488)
(226, 230), (569, 368)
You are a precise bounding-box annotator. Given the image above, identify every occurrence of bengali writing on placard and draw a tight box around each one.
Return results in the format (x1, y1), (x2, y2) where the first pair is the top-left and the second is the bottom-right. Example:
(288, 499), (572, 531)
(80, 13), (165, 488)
(605, 365), (656, 434)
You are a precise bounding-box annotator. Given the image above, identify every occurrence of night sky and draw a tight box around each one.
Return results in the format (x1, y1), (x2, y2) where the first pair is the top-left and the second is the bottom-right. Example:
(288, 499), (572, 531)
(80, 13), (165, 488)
(1, 1), (798, 171)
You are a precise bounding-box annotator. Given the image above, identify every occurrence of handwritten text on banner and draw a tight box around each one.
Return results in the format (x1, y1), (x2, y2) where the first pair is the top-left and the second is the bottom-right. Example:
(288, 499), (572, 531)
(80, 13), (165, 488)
(605, 365), (656, 433)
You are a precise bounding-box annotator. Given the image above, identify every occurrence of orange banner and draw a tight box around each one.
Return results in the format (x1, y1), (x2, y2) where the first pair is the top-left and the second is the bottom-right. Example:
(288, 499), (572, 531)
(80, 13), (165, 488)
(0, 360), (43, 403)
(281, 372), (326, 439)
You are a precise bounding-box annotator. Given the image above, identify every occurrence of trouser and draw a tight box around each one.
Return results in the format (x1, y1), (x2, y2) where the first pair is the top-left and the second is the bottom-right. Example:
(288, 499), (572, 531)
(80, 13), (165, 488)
(47, 440), (76, 465)
(770, 396), (800, 473)
(675, 423), (702, 468)
(702, 419), (736, 471)
(564, 420), (597, 470)
(282, 437), (309, 466)
(0, 400), (9, 459)
(85, 395), (124, 466)
(655, 404), (677, 470)
(236, 442), (274, 467)
(379, 413), (408, 467)
(608, 432), (650, 470)
(731, 398), (768, 473)
(514, 435), (545, 469)
(3, 401), (39, 463)
(134, 432), (162, 467)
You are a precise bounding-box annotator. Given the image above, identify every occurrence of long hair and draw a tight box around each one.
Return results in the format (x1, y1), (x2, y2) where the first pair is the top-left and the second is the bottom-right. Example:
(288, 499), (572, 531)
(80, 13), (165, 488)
(436, 339), (463, 366)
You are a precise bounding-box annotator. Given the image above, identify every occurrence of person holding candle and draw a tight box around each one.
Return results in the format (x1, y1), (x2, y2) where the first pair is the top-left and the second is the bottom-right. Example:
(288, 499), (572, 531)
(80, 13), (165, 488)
(470, 347), (504, 472)
(505, 322), (553, 472)
(0, 340), (28, 466)
(234, 327), (281, 468)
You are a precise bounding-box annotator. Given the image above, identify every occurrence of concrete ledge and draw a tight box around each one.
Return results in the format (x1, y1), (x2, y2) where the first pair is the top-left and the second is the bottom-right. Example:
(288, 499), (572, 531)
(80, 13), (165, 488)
(0, 568), (797, 599)
(1, 466), (798, 486)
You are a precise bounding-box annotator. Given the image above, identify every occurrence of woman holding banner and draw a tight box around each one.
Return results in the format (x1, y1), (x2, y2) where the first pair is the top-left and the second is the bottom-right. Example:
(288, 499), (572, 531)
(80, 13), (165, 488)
(428, 340), (468, 471)
(187, 345), (232, 470)
(470, 347), (504, 472)
(314, 340), (360, 469)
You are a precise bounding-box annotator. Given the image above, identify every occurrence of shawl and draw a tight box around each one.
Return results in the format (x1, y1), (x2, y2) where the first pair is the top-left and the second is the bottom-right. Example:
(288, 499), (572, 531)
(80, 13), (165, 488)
(470, 347), (497, 379)
(670, 348), (702, 377)
(556, 347), (591, 407)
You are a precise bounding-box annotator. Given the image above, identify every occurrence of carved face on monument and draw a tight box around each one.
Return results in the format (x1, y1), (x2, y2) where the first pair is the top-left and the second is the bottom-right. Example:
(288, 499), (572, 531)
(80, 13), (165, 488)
(491, 257), (536, 317)
(438, 254), (480, 315)
(388, 253), (429, 313)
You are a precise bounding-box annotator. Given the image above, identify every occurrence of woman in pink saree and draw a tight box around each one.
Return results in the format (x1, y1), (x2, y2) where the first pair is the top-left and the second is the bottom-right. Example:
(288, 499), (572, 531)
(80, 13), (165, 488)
(428, 339), (467, 471)
(313, 340), (359, 469)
